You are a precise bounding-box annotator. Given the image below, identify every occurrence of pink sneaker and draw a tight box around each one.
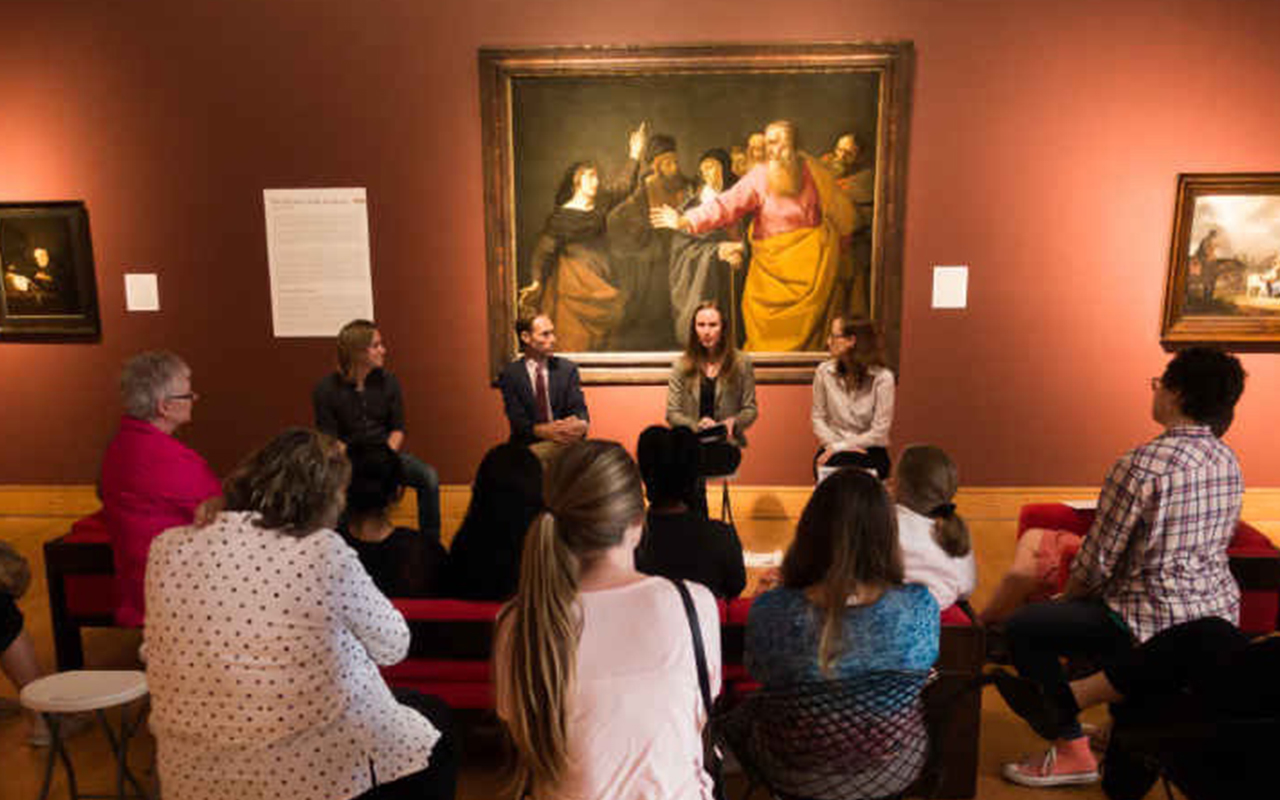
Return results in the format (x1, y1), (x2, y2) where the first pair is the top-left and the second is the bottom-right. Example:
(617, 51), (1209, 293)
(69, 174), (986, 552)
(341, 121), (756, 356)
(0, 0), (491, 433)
(1002, 740), (1099, 788)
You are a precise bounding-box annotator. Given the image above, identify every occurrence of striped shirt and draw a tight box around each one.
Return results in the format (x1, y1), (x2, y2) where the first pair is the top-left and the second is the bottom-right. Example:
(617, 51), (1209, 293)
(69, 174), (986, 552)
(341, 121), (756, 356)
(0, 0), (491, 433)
(1070, 425), (1243, 642)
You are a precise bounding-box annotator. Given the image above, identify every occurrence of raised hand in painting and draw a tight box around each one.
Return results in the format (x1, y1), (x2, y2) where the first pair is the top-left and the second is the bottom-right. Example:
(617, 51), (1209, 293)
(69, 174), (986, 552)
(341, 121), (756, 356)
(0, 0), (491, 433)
(628, 121), (650, 161)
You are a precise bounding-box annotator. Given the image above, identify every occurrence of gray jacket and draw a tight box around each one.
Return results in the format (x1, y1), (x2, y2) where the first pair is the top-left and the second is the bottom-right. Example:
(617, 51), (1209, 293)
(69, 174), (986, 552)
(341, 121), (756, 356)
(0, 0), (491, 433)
(666, 353), (758, 446)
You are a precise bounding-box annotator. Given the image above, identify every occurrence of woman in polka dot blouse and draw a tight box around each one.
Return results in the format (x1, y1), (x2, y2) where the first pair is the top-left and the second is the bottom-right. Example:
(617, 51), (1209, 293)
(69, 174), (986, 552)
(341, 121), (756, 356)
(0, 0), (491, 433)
(144, 428), (454, 800)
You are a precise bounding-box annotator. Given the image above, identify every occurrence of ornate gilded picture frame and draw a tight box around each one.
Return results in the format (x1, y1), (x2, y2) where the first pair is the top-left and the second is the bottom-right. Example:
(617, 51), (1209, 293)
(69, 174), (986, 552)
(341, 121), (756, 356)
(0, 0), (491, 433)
(1161, 173), (1280, 350)
(480, 43), (913, 383)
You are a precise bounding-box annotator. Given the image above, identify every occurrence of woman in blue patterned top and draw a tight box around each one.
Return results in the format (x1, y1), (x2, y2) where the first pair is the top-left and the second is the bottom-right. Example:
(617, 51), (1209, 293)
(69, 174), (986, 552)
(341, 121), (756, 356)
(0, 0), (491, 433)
(747, 468), (939, 686)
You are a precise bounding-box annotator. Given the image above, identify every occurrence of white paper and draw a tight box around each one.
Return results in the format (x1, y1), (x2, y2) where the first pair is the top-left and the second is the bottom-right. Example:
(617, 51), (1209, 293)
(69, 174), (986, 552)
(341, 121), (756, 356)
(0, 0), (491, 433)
(124, 273), (160, 311)
(263, 188), (374, 337)
(1062, 499), (1098, 511)
(932, 265), (969, 309)
(743, 550), (783, 569)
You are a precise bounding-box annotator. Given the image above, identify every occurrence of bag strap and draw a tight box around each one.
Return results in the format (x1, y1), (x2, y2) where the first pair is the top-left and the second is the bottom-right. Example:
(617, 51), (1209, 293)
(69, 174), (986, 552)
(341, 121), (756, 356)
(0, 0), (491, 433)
(668, 577), (713, 714)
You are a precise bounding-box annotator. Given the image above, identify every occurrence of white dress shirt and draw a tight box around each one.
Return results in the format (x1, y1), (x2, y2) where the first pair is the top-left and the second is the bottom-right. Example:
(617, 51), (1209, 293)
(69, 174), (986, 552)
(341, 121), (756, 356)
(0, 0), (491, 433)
(144, 511), (439, 800)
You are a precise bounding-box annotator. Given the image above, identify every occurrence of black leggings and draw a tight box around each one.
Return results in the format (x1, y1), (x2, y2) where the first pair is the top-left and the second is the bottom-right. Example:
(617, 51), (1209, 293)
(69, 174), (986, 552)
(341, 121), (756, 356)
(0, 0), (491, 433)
(355, 690), (457, 800)
(1004, 598), (1133, 739)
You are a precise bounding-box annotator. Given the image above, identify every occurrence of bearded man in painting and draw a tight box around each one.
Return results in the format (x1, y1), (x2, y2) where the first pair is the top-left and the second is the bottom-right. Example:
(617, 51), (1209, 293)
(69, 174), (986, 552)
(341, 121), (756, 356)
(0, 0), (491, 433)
(823, 131), (876, 318)
(651, 120), (854, 351)
(607, 133), (692, 350)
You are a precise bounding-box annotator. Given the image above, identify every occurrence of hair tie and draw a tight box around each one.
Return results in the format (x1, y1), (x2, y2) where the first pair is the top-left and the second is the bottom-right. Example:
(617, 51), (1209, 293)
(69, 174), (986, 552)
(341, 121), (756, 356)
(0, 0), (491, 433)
(928, 502), (956, 519)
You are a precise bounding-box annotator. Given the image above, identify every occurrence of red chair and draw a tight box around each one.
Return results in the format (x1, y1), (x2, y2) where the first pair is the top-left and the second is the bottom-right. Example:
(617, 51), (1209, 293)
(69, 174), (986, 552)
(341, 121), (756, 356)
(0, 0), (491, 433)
(1017, 503), (1280, 636)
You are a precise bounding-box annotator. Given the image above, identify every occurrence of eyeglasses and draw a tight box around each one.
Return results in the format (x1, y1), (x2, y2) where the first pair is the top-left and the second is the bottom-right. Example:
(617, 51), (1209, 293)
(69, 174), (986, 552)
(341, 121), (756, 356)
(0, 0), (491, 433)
(1149, 377), (1163, 391)
(166, 392), (198, 401)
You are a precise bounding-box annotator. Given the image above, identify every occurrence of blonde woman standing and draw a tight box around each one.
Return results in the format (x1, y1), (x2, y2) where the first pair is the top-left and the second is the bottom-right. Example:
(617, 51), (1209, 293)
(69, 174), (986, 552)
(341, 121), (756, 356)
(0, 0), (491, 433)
(494, 441), (721, 800)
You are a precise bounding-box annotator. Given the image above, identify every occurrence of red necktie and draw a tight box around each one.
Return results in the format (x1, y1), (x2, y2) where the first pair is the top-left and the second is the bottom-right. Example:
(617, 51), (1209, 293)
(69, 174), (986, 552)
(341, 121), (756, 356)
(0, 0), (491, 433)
(535, 364), (551, 423)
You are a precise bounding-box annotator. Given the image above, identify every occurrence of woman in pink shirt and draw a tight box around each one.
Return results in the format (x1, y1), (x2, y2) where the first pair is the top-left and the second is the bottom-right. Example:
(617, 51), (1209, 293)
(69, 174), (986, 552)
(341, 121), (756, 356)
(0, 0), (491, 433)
(100, 351), (221, 627)
(495, 441), (721, 800)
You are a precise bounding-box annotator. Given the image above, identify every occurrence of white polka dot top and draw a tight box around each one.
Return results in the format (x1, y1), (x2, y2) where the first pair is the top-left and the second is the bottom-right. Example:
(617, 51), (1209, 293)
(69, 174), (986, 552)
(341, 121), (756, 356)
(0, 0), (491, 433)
(144, 511), (440, 800)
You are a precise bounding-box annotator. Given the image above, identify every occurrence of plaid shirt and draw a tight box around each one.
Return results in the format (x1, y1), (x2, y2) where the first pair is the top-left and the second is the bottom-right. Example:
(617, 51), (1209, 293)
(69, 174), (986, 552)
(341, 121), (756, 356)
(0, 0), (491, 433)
(1070, 425), (1243, 642)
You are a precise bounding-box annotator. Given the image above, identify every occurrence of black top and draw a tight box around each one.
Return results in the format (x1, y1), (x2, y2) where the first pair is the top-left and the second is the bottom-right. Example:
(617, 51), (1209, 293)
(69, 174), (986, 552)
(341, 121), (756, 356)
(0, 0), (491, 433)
(313, 369), (405, 446)
(340, 526), (447, 599)
(699, 373), (717, 420)
(634, 508), (747, 599)
(447, 510), (540, 601)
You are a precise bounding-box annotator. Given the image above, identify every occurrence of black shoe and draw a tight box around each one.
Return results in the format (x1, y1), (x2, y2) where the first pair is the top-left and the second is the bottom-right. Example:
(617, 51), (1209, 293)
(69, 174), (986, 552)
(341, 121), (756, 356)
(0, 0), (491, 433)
(989, 668), (1064, 741)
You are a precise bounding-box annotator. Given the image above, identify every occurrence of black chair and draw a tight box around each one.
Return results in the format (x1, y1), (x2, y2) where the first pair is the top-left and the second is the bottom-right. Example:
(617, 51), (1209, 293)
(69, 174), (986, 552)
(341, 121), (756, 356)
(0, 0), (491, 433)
(1102, 702), (1280, 800)
(712, 671), (932, 800)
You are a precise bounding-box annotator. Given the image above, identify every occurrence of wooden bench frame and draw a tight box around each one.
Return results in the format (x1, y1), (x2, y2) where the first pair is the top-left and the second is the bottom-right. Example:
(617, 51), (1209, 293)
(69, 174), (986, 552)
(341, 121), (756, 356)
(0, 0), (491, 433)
(43, 534), (116, 671)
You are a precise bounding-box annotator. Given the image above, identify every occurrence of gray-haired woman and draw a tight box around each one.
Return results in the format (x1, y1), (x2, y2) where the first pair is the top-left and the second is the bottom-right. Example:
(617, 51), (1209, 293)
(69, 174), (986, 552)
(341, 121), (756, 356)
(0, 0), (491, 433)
(100, 350), (221, 628)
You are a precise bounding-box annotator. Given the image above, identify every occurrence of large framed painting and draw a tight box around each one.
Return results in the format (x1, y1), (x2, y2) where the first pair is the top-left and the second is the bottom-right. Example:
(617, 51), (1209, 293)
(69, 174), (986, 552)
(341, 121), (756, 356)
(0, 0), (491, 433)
(0, 201), (100, 341)
(480, 43), (913, 383)
(1162, 173), (1280, 349)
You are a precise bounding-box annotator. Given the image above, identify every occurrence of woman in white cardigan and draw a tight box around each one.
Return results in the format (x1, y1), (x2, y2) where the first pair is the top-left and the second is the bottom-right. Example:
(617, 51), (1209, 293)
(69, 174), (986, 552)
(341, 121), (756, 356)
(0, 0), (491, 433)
(144, 428), (454, 800)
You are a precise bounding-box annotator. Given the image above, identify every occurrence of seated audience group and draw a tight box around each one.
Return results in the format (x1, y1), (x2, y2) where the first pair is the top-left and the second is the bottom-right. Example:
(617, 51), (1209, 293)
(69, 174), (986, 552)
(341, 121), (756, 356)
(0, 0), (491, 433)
(8, 302), (1261, 800)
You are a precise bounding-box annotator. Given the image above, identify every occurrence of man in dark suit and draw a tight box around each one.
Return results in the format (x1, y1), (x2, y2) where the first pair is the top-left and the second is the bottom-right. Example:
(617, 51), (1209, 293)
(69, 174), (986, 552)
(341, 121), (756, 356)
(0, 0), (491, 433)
(498, 314), (589, 446)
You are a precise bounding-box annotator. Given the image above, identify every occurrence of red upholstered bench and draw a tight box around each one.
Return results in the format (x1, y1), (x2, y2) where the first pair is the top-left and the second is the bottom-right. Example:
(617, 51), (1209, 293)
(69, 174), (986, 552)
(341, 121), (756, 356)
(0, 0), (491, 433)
(381, 599), (505, 710)
(1018, 503), (1280, 636)
(44, 511), (121, 670)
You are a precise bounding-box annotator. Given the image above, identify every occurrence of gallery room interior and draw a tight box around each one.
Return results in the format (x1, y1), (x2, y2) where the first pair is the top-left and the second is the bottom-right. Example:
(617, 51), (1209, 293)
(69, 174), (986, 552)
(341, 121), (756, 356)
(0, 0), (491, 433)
(2, 0), (1278, 798)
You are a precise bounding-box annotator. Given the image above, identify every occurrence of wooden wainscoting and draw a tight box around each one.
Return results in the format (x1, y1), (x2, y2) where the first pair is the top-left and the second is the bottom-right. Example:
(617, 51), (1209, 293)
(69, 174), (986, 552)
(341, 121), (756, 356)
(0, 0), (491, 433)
(2, 484), (1279, 542)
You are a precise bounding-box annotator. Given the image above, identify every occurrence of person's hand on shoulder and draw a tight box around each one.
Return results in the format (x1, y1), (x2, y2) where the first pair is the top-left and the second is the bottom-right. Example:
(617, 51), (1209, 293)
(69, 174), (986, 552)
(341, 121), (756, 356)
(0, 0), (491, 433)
(192, 496), (225, 528)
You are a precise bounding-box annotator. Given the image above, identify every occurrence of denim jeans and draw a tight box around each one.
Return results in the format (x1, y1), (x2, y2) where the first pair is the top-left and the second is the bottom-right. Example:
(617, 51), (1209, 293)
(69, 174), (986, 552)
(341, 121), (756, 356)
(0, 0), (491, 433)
(398, 451), (441, 537)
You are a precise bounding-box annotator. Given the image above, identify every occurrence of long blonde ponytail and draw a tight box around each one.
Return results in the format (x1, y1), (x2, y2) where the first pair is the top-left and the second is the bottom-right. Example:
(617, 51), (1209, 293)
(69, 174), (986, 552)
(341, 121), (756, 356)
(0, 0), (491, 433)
(495, 441), (645, 795)
(498, 512), (581, 792)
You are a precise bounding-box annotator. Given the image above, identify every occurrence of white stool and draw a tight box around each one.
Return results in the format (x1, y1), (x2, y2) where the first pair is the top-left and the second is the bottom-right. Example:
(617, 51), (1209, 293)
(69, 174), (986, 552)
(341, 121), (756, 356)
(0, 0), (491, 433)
(20, 670), (150, 800)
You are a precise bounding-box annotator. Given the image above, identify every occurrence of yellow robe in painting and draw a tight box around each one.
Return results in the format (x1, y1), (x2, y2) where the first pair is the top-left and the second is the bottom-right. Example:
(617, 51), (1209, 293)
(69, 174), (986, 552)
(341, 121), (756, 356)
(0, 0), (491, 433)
(741, 154), (855, 352)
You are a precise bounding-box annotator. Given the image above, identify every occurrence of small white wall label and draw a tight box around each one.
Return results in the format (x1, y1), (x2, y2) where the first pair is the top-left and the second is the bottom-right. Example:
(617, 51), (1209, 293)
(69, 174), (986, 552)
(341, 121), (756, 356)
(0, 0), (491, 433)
(124, 273), (160, 311)
(931, 266), (968, 309)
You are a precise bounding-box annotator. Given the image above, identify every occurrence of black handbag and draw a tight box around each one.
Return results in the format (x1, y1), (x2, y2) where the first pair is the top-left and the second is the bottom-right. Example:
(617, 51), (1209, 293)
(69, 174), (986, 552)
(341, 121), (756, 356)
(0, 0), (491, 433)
(669, 577), (728, 800)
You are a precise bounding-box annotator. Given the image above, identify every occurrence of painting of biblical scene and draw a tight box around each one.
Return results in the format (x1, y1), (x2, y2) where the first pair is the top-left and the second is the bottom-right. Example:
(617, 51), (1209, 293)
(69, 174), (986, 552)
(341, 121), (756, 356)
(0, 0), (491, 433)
(0, 202), (100, 340)
(480, 44), (912, 383)
(1162, 174), (1280, 349)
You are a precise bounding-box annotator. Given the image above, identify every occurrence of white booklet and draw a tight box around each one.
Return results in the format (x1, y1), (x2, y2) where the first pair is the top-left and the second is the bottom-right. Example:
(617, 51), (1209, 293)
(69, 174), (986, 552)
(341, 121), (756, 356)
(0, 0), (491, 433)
(1063, 499), (1098, 511)
(743, 549), (783, 568)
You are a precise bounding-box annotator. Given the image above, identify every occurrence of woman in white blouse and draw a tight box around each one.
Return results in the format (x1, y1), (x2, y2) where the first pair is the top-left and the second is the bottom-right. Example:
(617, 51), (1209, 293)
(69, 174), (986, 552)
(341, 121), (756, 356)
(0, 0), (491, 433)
(893, 445), (977, 610)
(811, 317), (895, 479)
(495, 440), (721, 800)
(144, 428), (454, 800)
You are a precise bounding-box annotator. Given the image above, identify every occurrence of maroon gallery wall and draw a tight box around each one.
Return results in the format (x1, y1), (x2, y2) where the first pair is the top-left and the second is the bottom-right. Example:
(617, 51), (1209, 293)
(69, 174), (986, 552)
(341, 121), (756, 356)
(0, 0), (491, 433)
(1, 0), (1278, 486)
